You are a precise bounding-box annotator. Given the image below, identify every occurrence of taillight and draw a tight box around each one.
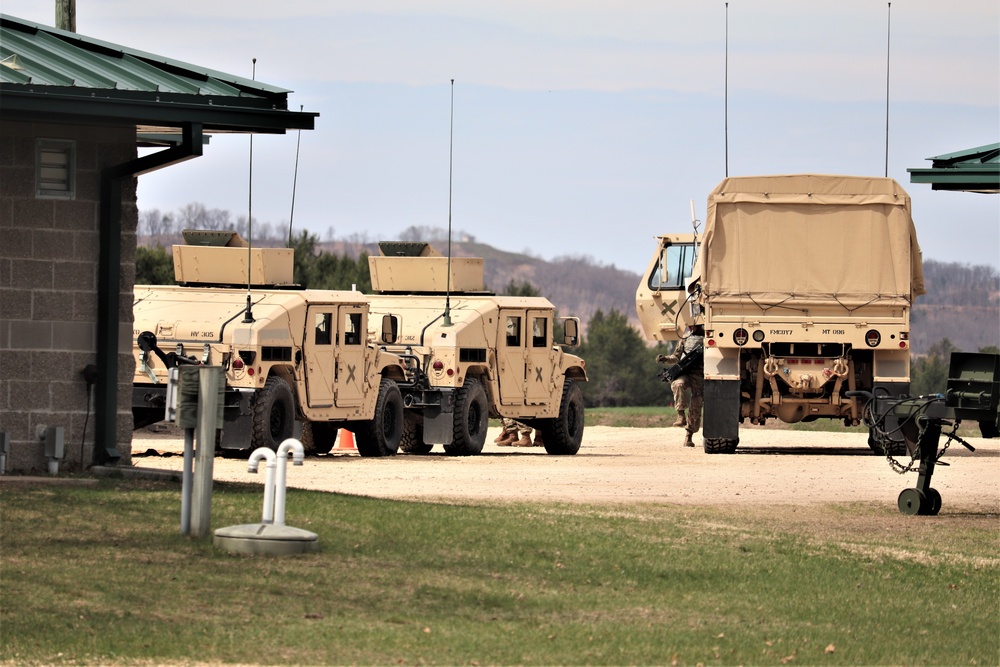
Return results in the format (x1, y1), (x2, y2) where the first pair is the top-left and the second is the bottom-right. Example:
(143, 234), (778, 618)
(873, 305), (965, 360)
(432, 360), (444, 371)
(232, 358), (244, 370)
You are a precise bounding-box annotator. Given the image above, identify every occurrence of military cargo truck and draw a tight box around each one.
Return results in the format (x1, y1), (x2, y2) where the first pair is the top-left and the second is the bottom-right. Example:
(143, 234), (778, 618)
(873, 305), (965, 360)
(367, 242), (588, 456)
(636, 175), (925, 453)
(132, 230), (407, 457)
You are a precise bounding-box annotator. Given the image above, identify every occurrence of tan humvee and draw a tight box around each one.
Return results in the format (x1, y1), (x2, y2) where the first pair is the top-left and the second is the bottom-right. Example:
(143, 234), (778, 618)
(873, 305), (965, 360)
(132, 230), (407, 457)
(367, 242), (588, 456)
(636, 175), (925, 454)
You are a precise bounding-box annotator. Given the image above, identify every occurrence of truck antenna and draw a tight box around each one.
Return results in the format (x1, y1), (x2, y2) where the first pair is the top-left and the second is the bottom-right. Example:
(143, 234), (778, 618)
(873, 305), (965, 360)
(243, 57), (257, 324)
(287, 104), (303, 247)
(724, 1), (729, 178)
(443, 78), (456, 327)
(884, 2), (892, 178)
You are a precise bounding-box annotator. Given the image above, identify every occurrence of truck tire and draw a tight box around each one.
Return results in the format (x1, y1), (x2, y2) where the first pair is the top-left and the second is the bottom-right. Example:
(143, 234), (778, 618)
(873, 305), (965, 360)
(867, 429), (908, 457)
(356, 379), (404, 457)
(301, 422), (337, 455)
(400, 412), (433, 454)
(252, 376), (295, 451)
(704, 437), (739, 454)
(703, 379), (740, 454)
(445, 378), (488, 456)
(539, 380), (584, 455)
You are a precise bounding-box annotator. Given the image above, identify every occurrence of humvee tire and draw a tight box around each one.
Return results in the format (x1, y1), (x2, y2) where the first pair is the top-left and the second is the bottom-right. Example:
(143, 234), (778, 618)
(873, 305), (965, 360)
(301, 422), (338, 455)
(253, 376), (295, 451)
(400, 412), (433, 454)
(445, 378), (488, 456)
(356, 379), (404, 457)
(539, 380), (584, 455)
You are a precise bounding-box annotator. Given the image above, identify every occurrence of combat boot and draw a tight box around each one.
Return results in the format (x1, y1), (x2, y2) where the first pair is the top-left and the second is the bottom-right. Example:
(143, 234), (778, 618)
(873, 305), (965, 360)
(532, 430), (544, 447)
(514, 429), (533, 447)
(495, 429), (517, 446)
(673, 409), (687, 427)
(683, 431), (695, 447)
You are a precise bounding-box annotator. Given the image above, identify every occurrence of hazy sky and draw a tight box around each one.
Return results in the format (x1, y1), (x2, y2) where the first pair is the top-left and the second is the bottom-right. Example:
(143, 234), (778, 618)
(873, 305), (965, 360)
(7, 1), (999, 272)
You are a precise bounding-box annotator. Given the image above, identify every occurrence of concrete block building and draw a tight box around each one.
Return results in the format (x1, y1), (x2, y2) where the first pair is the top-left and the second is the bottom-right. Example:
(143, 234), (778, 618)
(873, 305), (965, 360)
(0, 14), (315, 473)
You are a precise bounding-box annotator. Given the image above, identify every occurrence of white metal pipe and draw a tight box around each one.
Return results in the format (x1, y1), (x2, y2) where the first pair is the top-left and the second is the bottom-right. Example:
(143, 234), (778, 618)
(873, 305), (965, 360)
(274, 438), (304, 526)
(248, 447), (277, 524)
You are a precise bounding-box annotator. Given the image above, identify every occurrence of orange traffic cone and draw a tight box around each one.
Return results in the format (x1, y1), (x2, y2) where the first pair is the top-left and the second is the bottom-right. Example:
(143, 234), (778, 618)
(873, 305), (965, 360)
(338, 429), (356, 450)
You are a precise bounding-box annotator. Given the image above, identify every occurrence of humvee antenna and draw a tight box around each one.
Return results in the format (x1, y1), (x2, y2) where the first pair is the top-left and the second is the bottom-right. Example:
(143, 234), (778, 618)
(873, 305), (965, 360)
(443, 78), (455, 327)
(243, 57), (257, 324)
(287, 104), (303, 247)
(884, 2), (892, 178)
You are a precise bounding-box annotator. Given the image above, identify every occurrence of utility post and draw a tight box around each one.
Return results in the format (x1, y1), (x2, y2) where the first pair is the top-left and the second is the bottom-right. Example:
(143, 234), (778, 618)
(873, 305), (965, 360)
(191, 366), (223, 538)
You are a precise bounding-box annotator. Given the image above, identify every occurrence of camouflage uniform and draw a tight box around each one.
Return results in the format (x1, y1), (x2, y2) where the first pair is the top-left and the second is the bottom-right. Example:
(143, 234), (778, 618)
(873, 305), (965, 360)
(657, 332), (704, 445)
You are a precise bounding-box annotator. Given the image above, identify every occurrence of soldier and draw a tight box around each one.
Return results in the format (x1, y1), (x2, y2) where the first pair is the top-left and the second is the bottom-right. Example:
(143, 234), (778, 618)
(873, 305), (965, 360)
(656, 324), (705, 447)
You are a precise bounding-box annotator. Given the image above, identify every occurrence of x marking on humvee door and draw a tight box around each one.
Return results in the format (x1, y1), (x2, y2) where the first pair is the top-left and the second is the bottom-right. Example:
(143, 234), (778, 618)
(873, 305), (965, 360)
(535, 366), (543, 383)
(659, 299), (678, 317)
(346, 363), (356, 384)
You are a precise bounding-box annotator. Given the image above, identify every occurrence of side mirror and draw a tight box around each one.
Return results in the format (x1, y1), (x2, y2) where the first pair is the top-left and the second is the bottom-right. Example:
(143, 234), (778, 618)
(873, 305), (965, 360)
(561, 318), (580, 348)
(381, 314), (398, 345)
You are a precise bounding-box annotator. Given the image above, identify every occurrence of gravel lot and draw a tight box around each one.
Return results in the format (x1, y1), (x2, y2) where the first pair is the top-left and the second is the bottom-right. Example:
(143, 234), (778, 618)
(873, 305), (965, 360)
(131, 424), (999, 514)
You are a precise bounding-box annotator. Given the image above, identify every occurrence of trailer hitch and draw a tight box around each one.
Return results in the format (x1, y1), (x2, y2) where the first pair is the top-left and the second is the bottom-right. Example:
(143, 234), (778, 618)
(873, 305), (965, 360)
(846, 352), (998, 515)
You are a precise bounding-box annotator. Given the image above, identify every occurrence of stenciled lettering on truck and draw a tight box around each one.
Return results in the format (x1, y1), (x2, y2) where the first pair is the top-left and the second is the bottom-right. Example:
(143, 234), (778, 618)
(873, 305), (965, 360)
(769, 329), (793, 336)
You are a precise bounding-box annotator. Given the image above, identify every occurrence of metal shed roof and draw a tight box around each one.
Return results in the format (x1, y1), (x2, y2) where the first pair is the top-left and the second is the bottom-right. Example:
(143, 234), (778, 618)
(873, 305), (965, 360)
(907, 143), (999, 194)
(0, 14), (316, 136)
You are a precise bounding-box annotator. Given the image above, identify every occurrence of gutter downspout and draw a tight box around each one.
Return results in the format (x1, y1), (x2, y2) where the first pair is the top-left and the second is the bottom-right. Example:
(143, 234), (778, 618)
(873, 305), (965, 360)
(93, 122), (203, 465)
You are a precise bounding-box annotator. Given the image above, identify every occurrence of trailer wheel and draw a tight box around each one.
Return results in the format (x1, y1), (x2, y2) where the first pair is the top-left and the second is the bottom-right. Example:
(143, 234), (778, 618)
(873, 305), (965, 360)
(301, 422), (337, 455)
(356, 379), (404, 457)
(400, 411), (433, 454)
(252, 376), (295, 451)
(445, 378), (488, 456)
(539, 380), (584, 455)
(704, 437), (739, 454)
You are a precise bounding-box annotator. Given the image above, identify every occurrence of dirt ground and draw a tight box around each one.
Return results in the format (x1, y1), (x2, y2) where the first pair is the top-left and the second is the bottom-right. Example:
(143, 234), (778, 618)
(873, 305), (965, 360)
(130, 424), (1000, 514)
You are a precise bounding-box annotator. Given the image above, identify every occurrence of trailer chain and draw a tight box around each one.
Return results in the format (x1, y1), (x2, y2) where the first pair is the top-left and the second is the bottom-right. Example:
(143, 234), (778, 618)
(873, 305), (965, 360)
(882, 420), (961, 474)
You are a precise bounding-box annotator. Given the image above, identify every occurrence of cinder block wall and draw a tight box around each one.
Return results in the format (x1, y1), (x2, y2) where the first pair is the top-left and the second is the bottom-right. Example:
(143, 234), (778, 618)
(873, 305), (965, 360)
(0, 121), (137, 473)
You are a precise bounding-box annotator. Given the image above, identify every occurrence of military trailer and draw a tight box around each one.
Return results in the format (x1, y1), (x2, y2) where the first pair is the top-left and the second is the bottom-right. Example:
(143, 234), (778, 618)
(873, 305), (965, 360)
(132, 230), (407, 457)
(366, 242), (588, 456)
(636, 175), (925, 453)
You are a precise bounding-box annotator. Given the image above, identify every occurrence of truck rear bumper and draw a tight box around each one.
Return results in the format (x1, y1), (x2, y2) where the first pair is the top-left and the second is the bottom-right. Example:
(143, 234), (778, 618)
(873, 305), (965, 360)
(131, 384), (256, 450)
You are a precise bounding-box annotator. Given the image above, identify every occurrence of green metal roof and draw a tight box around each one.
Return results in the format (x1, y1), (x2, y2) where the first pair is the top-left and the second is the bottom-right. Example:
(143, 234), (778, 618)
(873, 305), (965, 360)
(908, 143), (999, 194)
(0, 14), (316, 136)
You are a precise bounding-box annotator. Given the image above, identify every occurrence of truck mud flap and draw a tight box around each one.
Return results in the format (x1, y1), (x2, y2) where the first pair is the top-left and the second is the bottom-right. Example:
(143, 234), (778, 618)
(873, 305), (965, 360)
(704, 379), (740, 440)
(409, 388), (455, 445)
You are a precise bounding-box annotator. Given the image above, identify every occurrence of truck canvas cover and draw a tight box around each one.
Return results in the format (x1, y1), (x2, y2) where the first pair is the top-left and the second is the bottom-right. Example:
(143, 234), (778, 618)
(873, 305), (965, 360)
(700, 174), (925, 306)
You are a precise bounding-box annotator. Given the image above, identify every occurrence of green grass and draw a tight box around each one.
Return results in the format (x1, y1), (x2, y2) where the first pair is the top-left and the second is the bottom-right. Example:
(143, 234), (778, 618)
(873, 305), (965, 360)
(2, 480), (997, 665)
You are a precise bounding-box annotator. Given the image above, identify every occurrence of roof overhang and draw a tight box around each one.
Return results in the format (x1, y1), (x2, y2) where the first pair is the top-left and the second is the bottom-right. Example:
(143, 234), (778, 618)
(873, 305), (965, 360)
(0, 14), (317, 137)
(908, 143), (1000, 194)
(0, 86), (316, 134)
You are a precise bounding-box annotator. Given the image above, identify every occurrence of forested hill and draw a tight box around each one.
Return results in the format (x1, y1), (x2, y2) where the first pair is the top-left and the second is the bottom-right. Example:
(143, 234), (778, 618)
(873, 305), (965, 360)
(341, 240), (998, 356)
(137, 222), (997, 355)
(910, 261), (1000, 355)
